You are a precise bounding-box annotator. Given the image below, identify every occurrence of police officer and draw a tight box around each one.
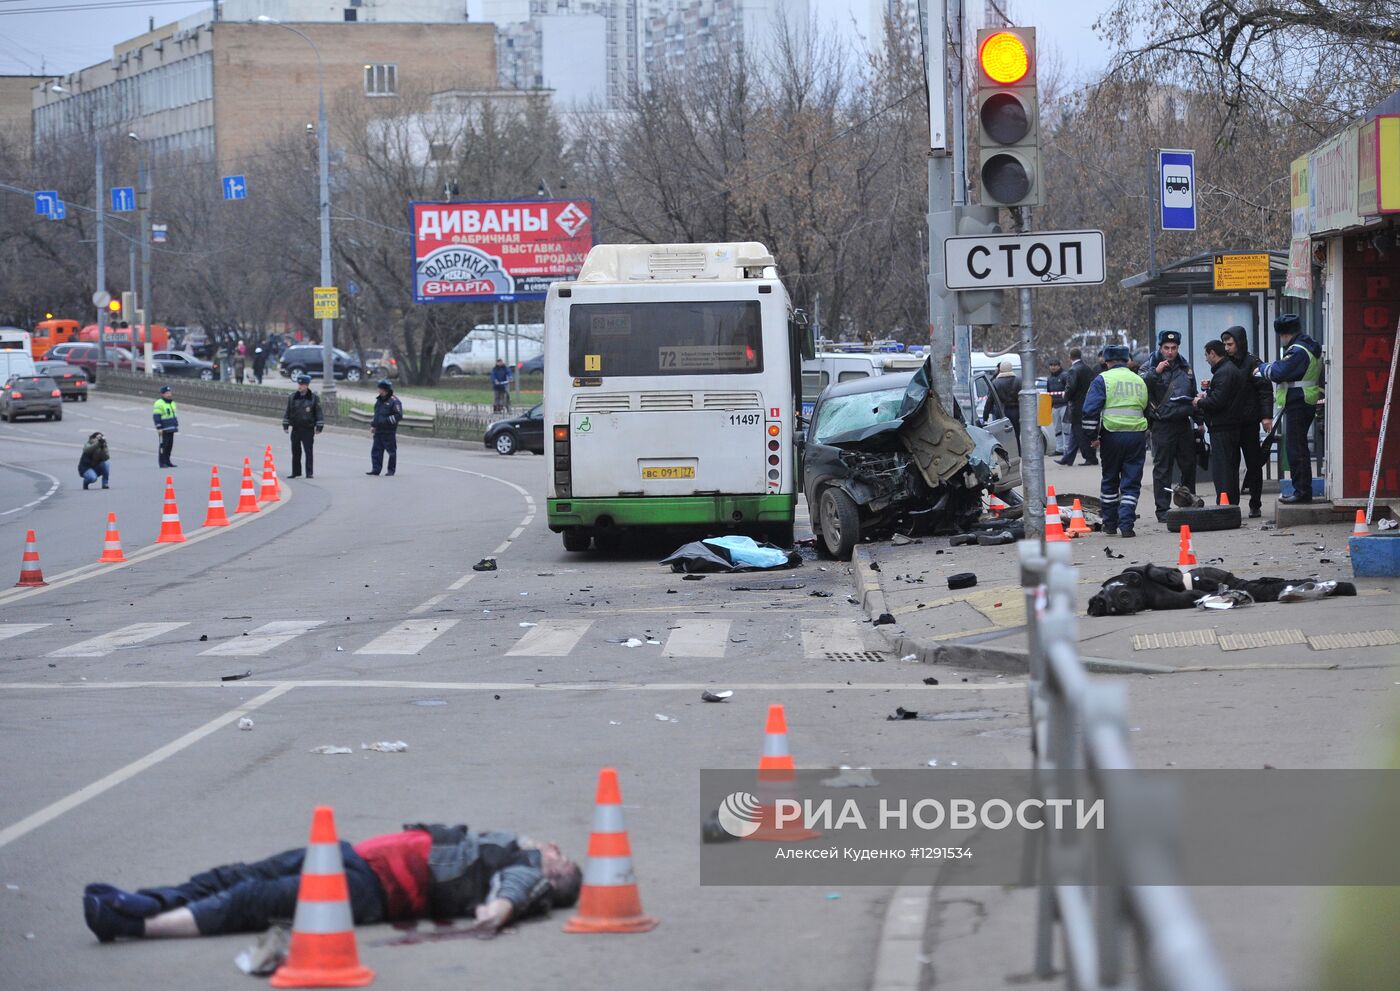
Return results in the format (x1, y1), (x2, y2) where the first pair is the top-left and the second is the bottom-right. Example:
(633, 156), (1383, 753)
(1082, 344), (1149, 537)
(1256, 314), (1324, 504)
(1139, 330), (1198, 522)
(151, 384), (178, 468)
(367, 379), (403, 476)
(281, 374), (324, 479)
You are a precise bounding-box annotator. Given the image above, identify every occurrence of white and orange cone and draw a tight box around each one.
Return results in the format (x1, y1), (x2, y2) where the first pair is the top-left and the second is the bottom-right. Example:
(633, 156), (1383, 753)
(747, 704), (821, 842)
(98, 512), (126, 563)
(156, 476), (185, 543)
(14, 529), (46, 587)
(204, 466), (231, 527)
(1353, 510), (1369, 536)
(260, 445), (280, 503)
(1067, 498), (1091, 536)
(235, 458), (260, 514)
(987, 492), (1008, 518)
(563, 768), (659, 934)
(1177, 524), (1198, 571)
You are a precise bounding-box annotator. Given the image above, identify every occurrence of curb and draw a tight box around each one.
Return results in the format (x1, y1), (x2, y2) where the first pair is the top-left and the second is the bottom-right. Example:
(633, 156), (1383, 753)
(849, 545), (1169, 676)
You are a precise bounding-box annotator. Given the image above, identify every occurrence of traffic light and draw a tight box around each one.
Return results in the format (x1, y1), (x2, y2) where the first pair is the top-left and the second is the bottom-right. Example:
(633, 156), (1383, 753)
(975, 27), (1041, 207)
(107, 299), (121, 314)
(954, 205), (1005, 325)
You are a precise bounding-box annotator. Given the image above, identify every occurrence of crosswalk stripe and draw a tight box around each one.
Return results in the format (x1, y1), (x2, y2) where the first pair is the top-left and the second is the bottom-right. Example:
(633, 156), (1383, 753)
(802, 618), (866, 658)
(50, 622), (187, 657)
(506, 619), (592, 657)
(662, 620), (732, 658)
(0, 623), (48, 641)
(356, 619), (460, 655)
(200, 621), (324, 656)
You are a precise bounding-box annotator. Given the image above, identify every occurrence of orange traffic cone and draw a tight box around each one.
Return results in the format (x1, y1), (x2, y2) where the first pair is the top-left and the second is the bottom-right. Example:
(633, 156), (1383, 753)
(1045, 507), (1070, 543)
(563, 768), (659, 934)
(1177, 524), (1198, 571)
(1353, 510), (1369, 536)
(269, 806), (374, 988)
(1046, 484), (1057, 503)
(987, 492), (1008, 517)
(204, 466), (231, 527)
(260, 445), (280, 503)
(1067, 498), (1091, 536)
(98, 512), (126, 563)
(14, 529), (46, 587)
(747, 704), (821, 842)
(235, 458), (260, 514)
(1219, 493), (1231, 506)
(156, 477), (185, 544)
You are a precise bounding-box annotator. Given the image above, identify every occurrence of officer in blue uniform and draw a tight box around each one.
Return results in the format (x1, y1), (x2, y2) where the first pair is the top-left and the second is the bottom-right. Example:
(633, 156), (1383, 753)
(1255, 313), (1324, 504)
(1081, 344), (1150, 537)
(367, 379), (403, 476)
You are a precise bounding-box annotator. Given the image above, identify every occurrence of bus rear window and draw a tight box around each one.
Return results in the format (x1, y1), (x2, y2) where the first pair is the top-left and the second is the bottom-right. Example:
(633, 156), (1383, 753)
(568, 301), (763, 377)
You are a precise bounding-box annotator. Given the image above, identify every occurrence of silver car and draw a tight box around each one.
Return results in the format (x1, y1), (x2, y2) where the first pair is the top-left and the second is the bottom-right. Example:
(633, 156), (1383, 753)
(1, 375), (63, 422)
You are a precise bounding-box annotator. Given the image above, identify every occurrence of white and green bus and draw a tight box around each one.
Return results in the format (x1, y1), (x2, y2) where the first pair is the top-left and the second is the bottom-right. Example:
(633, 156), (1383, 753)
(543, 242), (810, 552)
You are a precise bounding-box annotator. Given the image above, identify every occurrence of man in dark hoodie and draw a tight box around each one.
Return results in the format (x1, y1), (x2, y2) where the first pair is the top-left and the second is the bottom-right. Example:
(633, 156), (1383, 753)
(1255, 313), (1324, 503)
(1139, 330), (1198, 522)
(1194, 339), (1250, 507)
(1221, 326), (1271, 517)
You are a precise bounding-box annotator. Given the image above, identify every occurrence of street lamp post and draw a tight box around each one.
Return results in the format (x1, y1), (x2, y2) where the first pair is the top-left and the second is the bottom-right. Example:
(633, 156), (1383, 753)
(52, 80), (107, 364)
(129, 132), (152, 375)
(258, 16), (336, 402)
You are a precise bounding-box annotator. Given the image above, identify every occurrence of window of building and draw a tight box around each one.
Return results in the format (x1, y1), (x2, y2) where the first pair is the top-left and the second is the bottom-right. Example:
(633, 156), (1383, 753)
(364, 62), (396, 96)
(344, 8), (357, 21)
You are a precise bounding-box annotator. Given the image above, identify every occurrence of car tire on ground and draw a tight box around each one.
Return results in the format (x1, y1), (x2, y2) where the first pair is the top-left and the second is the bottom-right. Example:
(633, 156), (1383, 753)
(562, 529), (591, 552)
(443, 366), (463, 377)
(1165, 504), (1242, 532)
(818, 487), (861, 561)
(494, 431), (518, 455)
(199, 369), (214, 381)
(287, 366), (306, 379)
(346, 368), (362, 383)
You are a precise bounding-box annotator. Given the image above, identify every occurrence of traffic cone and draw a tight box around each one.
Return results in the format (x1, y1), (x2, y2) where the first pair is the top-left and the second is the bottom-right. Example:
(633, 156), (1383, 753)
(747, 704), (821, 842)
(1045, 486), (1061, 520)
(563, 768), (659, 934)
(260, 445), (280, 503)
(1352, 510), (1369, 536)
(1177, 524), (1198, 572)
(1067, 498), (1091, 536)
(14, 529), (46, 587)
(98, 512), (126, 563)
(987, 492), (1008, 518)
(1219, 493), (1231, 506)
(204, 466), (231, 527)
(235, 458), (260, 514)
(268, 806), (374, 988)
(156, 477), (185, 544)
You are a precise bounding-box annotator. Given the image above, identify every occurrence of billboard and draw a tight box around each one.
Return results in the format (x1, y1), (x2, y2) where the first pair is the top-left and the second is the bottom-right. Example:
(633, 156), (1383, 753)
(411, 199), (594, 304)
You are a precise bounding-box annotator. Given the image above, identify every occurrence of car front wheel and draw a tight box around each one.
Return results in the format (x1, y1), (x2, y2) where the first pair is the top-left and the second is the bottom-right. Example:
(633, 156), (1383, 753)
(818, 487), (861, 561)
(287, 366), (305, 379)
(443, 366), (463, 377)
(345, 367), (362, 383)
(494, 431), (518, 455)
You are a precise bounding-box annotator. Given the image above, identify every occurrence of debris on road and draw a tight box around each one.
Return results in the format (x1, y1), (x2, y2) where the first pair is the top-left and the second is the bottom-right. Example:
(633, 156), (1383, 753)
(809, 589), (832, 597)
(730, 580), (806, 591)
(1196, 590), (1254, 609)
(309, 745), (353, 755)
(923, 676), (939, 685)
(234, 924), (289, 976)
(701, 689), (733, 702)
(654, 713), (677, 722)
(947, 572), (977, 590)
(820, 767), (879, 788)
(873, 613), (896, 625)
(237, 717), (254, 730)
(410, 698), (447, 706)
(682, 574), (705, 582)
(1278, 580), (1342, 602)
(888, 707), (919, 720)
(221, 670), (250, 681)
(361, 740), (409, 752)
(199, 634), (209, 642)
(621, 638), (644, 648)
(519, 622), (537, 628)
(662, 535), (801, 573)
(472, 558), (497, 572)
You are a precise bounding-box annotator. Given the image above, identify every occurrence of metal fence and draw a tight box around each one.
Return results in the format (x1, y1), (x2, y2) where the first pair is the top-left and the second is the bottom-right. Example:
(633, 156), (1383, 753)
(433, 401), (497, 444)
(96, 370), (355, 423)
(1018, 540), (1233, 991)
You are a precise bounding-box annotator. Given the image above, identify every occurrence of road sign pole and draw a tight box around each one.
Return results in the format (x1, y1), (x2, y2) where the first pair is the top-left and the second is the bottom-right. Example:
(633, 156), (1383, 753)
(920, 0), (957, 413)
(1147, 148), (1159, 278)
(317, 78), (335, 402)
(95, 139), (107, 364)
(949, 0), (973, 405)
(1018, 207), (1044, 542)
(138, 149), (152, 375)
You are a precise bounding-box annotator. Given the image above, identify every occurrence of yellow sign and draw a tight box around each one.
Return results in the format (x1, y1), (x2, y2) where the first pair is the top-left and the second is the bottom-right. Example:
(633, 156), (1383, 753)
(584, 353), (601, 372)
(1037, 391), (1053, 427)
(312, 286), (339, 319)
(1358, 116), (1400, 215)
(642, 466), (695, 480)
(1212, 254), (1270, 291)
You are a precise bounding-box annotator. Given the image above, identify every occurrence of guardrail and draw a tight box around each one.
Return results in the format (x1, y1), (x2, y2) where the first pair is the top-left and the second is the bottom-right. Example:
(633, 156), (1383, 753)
(96, 370), (355, 423)
(1018, 540), (1232, 991)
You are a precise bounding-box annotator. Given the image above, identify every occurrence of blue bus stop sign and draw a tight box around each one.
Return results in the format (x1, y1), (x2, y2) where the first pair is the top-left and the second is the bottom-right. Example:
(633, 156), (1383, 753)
(1159, 149), (1196, 231)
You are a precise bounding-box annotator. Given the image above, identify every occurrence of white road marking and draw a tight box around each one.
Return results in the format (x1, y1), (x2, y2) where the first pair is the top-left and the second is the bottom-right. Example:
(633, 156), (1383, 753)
(506, 619), (593, 656)
(0, 623), (48, 641)
(407, 594), (447, 615)
(0, 684), (294, 851)
(802, 618), (868, 657)
(0, 679), (1024, 692)
(49, 622), (187, 657)
(356, 618), (460, 655)
(200, 620), (323, 656)
(0, 461), (61, 518)
(662, 619), (733, 658)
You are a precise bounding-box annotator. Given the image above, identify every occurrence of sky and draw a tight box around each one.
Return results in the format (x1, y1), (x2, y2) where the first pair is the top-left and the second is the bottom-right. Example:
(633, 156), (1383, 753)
(0, 0), (1116, 82)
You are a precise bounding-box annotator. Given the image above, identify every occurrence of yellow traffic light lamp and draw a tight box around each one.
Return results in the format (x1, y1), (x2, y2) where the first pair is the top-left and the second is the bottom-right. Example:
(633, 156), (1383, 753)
(975, 27), (1042, 208)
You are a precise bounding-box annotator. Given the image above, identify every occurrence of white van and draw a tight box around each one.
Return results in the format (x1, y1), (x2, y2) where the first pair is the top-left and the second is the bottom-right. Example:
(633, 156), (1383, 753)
(442, 323), (544, 376)
(801, 351), (926, 418)
(0, 349), (38, 384)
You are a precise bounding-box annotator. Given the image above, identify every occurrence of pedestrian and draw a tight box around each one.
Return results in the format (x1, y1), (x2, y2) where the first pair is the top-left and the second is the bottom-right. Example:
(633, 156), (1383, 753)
(1045, 357), (1068, 456)
(1081, 344), (1149, 537)
(367, 378), (403, 476)
(1057, 347), (1098, 466)
(1220, 326), (1271, 517)
(1255, 313), (1324, 504)
(234, 340), (247, 385)
(81, 822), (580, 942)
(491, 357), (514, 413)
(1139, 330), (1198, 522)
(282, 374), (324, 479)
(151, 384), (178, 468)
(78, 431), (111, 490)
(1193, 339), (1249, 508)
(984, 360), (1021, 442)
(251, 340), (268, 385)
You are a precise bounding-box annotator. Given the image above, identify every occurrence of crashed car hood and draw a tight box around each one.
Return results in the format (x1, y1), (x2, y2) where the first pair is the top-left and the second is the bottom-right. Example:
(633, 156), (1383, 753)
(825, 359), (976, 487)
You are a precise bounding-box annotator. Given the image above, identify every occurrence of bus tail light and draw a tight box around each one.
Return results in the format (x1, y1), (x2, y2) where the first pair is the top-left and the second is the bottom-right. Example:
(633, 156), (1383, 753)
(767, 424), (780, 437)
(553, 424), (571, 497)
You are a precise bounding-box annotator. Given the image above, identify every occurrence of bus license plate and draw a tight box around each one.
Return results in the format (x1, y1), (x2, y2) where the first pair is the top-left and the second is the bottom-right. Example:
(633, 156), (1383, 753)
(642, 466), (695, 480)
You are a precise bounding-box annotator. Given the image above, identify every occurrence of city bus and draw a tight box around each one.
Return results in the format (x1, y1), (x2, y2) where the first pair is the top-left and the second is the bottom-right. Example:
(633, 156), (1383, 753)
(543, 242), (810, 552)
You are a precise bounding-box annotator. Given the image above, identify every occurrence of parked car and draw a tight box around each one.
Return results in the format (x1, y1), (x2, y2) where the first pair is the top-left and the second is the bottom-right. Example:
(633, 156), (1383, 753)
(279, 344), (363, 382)
(43, 342), (85, 362)
(484, 404), (545, 455)
(516, 354), (544, 374)
(151, 350), (216, 380)
(34, 360), (89, 401)
(361, 348), (400, 379)
(1, 375), (63, 421)
(61, 344), (157, 382)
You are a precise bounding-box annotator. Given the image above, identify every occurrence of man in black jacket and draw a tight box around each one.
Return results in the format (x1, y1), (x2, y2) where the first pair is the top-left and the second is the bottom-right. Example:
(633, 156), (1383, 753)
(1045, 357), (1068, 456)
(1194, 339), (1250, 507)
(1220, 326), (1271, 517)
(368, 379), (404, 476)
(1139, 330), (1198, 521)
(1057, 348), (1098, 465)
(281, 375), (324, 479)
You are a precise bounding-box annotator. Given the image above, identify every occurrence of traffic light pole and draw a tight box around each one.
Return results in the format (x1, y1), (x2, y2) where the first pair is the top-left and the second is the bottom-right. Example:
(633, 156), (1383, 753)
(1018, 206), (1045, 541)
(95, 138), (107, 365)
(949, 0), (973, 406)
(920, 0), (957, 414)
(137, 148), (152, 375)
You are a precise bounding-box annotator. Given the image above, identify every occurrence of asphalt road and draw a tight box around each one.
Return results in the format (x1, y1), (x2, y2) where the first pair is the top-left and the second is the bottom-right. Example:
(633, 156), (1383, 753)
(0, 393), (1028, 990)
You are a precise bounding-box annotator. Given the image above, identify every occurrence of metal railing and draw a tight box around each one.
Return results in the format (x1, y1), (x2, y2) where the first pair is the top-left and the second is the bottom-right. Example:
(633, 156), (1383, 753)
(1018, 540), (1233, 991)
(96, 370), (355, 423)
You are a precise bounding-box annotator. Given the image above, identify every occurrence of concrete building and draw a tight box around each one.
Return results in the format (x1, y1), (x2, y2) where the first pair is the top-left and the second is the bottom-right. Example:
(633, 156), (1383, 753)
(643, 0), (808, 77)
(493, 1), (643, 108)
(31, 13), (495, 165)
(0, 75), (44, 149)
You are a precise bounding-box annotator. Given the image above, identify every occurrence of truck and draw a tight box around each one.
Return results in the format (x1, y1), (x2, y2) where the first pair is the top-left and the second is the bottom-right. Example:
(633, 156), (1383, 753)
(441, 323), (544, 376)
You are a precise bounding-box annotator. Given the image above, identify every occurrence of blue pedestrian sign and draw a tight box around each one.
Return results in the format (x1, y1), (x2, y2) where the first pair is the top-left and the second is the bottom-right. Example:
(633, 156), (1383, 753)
(1159, 148), (1196, 231)
(110, 186), (135, 212)
(33, 190), (58, 216)
(222, 175), (247, 201)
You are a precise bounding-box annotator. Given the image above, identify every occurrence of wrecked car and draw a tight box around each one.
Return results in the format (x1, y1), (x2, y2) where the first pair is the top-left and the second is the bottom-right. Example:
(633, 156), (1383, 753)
(801, 362), (1021, 559)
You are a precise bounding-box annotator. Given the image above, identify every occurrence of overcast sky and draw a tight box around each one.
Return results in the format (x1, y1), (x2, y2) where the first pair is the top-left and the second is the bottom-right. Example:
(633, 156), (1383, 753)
(1, 0), (1116, 83)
